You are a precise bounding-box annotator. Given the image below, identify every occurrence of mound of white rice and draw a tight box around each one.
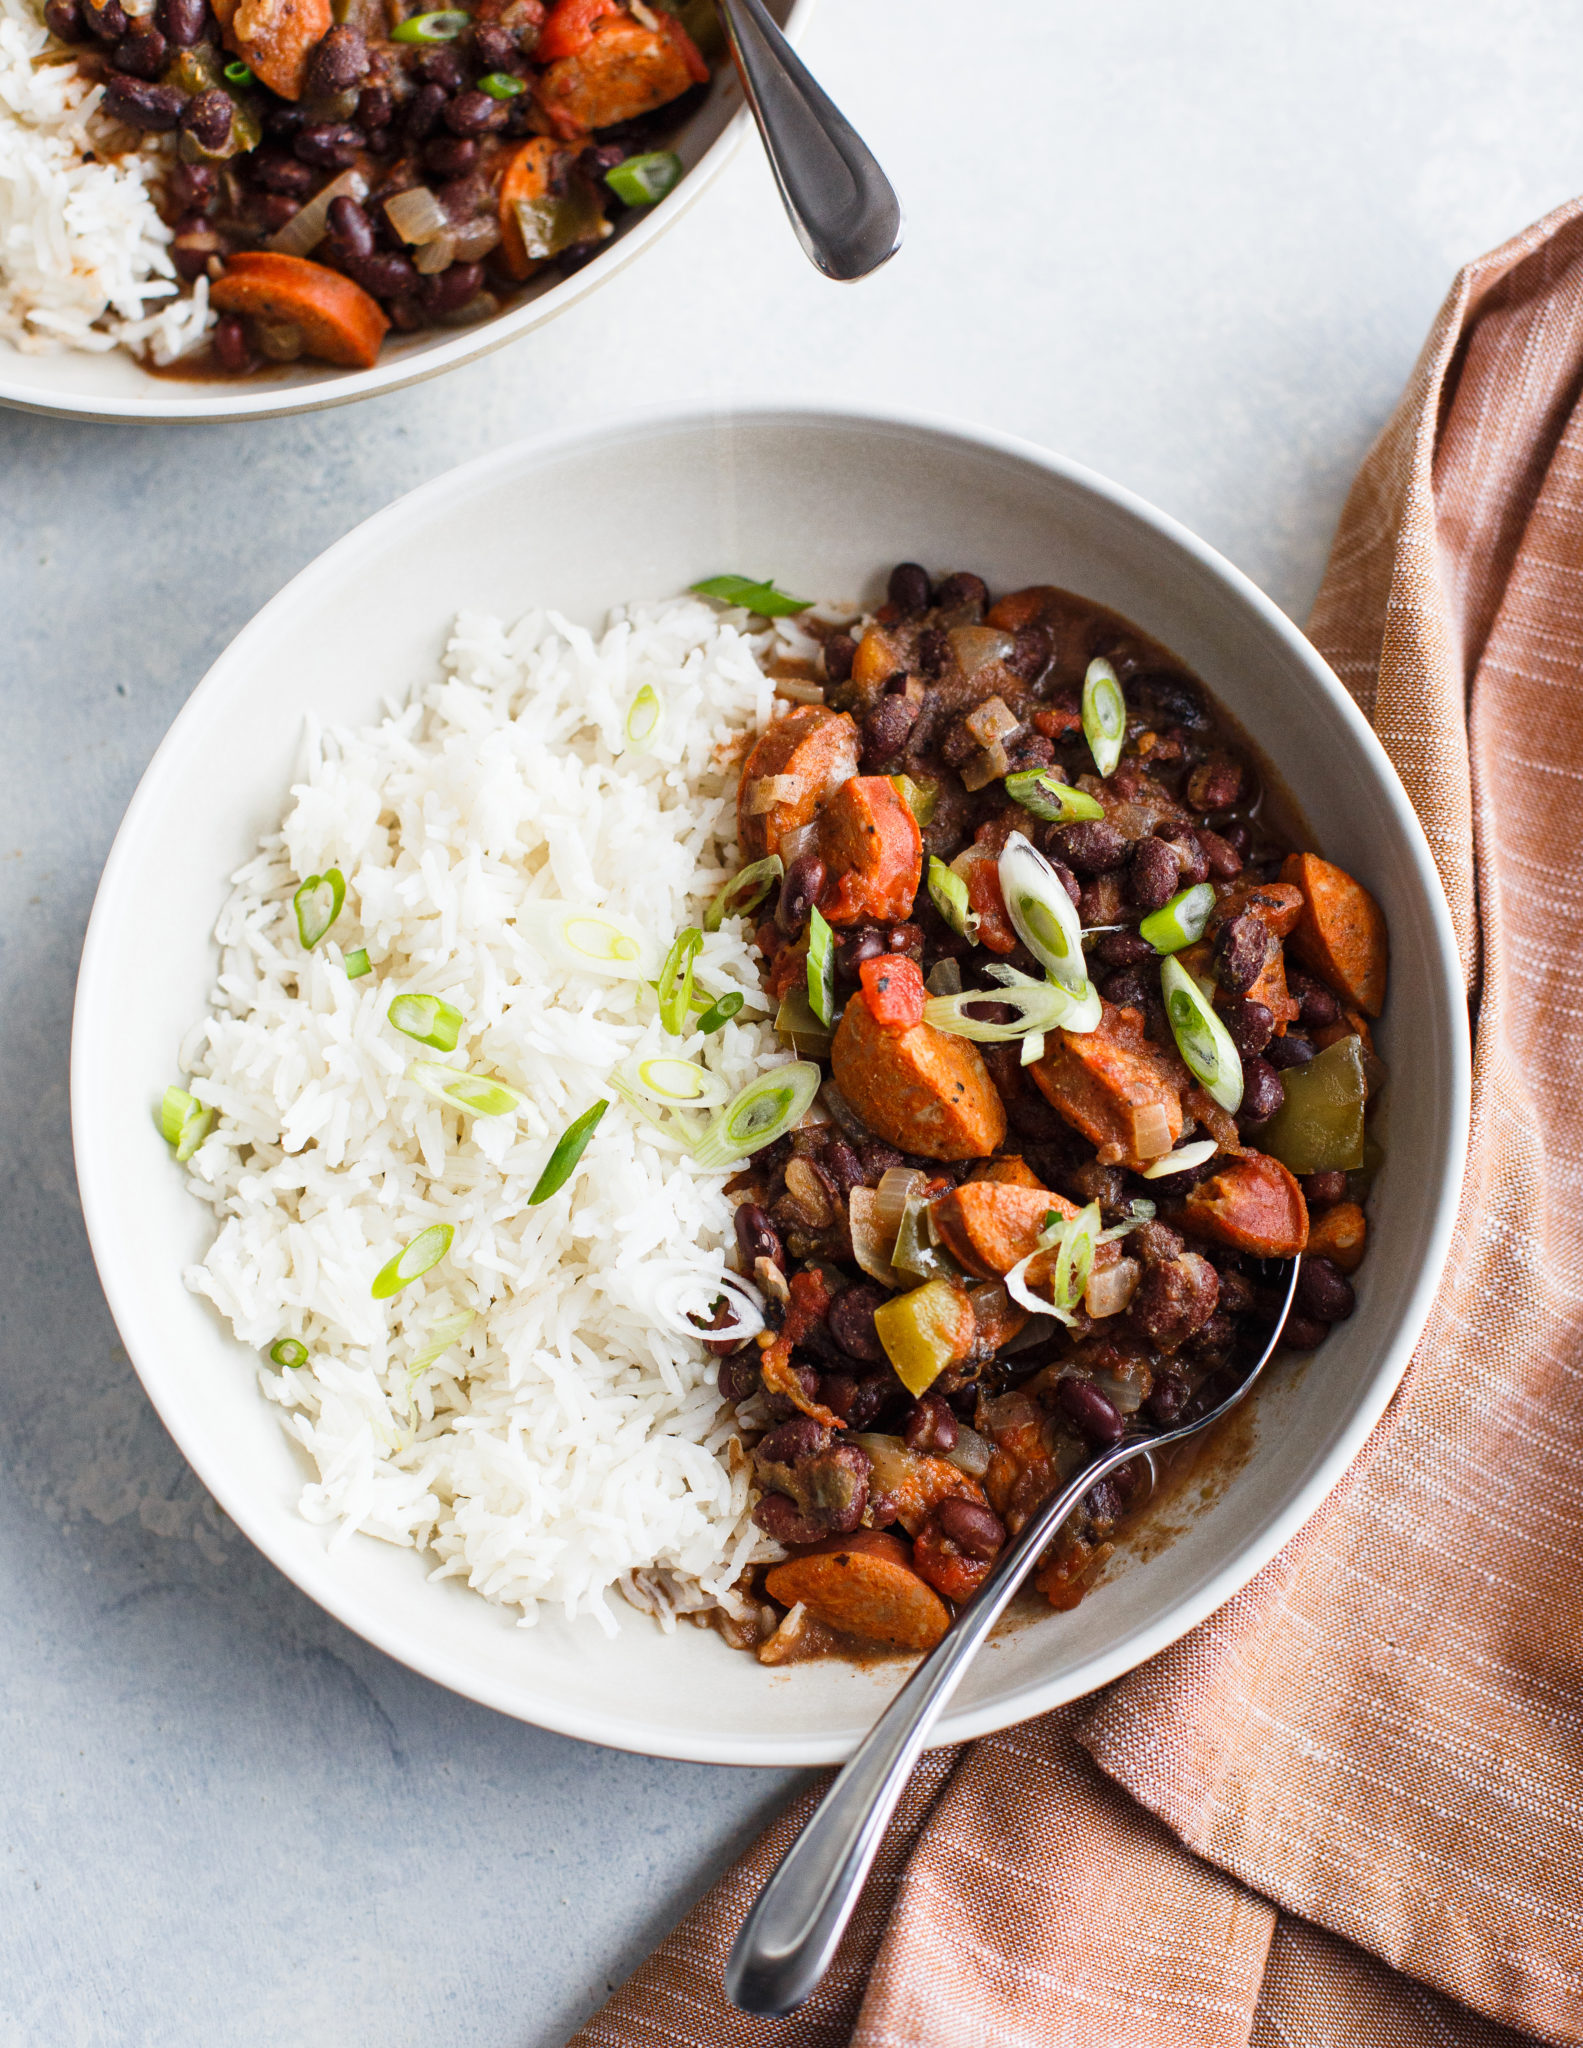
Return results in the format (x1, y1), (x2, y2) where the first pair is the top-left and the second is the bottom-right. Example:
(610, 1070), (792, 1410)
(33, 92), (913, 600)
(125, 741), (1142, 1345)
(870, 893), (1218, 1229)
(0, 0), (210, 359)
(176, 594), (835, 1633)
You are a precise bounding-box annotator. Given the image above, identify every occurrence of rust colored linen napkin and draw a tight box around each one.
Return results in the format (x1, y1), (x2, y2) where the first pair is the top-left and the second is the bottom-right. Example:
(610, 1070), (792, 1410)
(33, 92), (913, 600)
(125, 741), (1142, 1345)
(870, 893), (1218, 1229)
(570, 195), (1583, 2048)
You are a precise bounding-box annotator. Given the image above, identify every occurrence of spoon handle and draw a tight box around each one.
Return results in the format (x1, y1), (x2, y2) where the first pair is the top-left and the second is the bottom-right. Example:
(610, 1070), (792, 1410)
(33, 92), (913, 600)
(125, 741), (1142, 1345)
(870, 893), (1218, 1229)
(715, 0), (903, 281)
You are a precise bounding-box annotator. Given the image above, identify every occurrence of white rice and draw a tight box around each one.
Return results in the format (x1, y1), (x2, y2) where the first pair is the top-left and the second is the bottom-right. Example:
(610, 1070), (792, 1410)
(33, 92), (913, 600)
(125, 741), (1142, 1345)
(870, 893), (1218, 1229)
(0, 0), (211, 359)
(175, 595), (837, 1633)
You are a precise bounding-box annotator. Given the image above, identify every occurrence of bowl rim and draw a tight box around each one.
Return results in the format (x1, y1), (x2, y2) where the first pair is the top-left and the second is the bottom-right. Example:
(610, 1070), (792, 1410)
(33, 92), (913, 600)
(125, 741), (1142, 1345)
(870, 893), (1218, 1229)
(0, 1), (810, 427)
(70, 401), (1472, 1762)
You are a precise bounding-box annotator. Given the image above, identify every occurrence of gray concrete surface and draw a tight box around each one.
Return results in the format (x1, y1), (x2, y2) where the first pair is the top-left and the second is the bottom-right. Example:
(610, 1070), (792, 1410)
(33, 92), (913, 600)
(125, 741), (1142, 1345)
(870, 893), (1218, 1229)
(0, 3), (1574, 2041)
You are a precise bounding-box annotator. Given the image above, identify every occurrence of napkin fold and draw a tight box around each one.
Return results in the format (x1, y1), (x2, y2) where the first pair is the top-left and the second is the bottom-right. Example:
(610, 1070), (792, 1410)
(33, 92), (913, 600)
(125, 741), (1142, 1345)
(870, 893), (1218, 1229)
(571, 195), (1583, 2048)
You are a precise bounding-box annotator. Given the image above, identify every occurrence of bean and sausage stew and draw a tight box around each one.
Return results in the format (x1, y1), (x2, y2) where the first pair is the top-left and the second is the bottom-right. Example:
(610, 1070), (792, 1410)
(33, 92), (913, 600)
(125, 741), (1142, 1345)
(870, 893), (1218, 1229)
(709, 564), (1388, 1665)
(41, 0), (714, 373)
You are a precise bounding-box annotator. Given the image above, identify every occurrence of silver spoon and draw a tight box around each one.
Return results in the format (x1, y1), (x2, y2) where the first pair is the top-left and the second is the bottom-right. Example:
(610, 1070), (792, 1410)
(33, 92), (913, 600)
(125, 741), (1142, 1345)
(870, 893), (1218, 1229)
(725, 1258), (1301, 2016)
(715, 0), (903, 280)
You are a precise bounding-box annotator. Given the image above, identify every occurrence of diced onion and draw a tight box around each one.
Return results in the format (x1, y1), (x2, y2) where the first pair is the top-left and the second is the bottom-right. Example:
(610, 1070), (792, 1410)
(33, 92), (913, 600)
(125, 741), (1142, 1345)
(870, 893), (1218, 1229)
(693, 1062), (823, 1169)
(745, 774), (803, 815)
(384, 184), (449, 245)
(1085, 1259), (1140, 1319)
(927, 854), (978, 940)
(1082, 657), (1127, 778)
(943, 1424), (992, 1478)
(1140, 1136), (1221, 1179)
(964, 695), (1020, 748)
(960, 739), (1011, 792)
(266, 167), (366, 256)
(450, 216), (502, 262)
(948, 626), (1016, 676)
(1161, 956), (1244, 1112)
(849, 1187), (905, 1289)
(652, 1270), (765, 1344)
(998, 832), (1086, 992)
(414, 230), (456, 274)
(775, 677), (826, 705)
(875, 1166), (927, 1239)
(777, 819), (819, 866)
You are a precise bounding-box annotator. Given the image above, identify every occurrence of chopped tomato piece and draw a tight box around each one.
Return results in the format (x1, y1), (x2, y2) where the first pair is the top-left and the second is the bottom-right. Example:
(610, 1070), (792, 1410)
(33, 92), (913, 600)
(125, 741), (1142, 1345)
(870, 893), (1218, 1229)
(858, 952), (926, 1032)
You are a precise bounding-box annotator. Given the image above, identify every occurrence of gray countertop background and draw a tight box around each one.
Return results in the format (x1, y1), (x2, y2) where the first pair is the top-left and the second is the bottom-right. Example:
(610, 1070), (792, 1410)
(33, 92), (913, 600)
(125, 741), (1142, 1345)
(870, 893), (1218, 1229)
(1, 4), (1572, 2041)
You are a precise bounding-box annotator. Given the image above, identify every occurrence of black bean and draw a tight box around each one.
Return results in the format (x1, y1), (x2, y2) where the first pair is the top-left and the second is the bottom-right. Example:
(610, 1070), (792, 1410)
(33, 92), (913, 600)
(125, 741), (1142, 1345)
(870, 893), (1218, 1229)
(1128, 833), (1180, 911)
(1006, 624), (1053, 684)
(1196, 826), (1243, 881)
(1056, 1376), (1125, 1447)
(325, 193), (375, 260)
(936, 1496), (1006, 1560)
(211, 313), (250, 373)
(1144, 1371), (1189, 1426)
(887, 922), (924, 958)
(1093, 930), (1153, 969)
(156, 0), (204, 40)
(414, 259), (481, 313)
(181, 88), (233, 152)
(305, 22), (368, 94)
(1237, 1056), (1284, 1126)
(716, 1355), (760, 1404)
(1279, 1314), (1330, 1352)
(113, 23), (166, 75)
(827, 1282), (887, 1364)
(444, 87), (509, 135)
(81, 0), (127, 38)
(834, 926), (884, 983)
(916, 626), (949, 676)
(733, 1202), (784, 1274)
(101, 73), (184, 128)
(263, 103), (307, 140)
(43, 0), (83, 39)
(1300, 1169), (1348, 1208)
(861, 692), (918, 769)
(903, 1393), (957, 1454)
(357, 82), (393, 131)
(403, 80), (447, 139)
(295, 121), (364, 167)
(856, 1136), (904, 1181)
(933, 571), (988, 616)
(820, 1135), (865, 1196)
(1214, 912), (1273, 994)
(1100, 966), (1151, 1011)
(1221, 996), (1274, 1058)
(169, 214), (221, 279)
(1266, 1032), (1316, 1071)
(1217, 1269), (1256, 1315)
(1051, 819), (1131, 874)
(776, 853), (825, 938)
(1289, 971), (1341, 1027)
(823, 633), (856, 686)
(248, 146), (312, 194)
(1296, 1256), (1355, 1323)
(1049, 856), (1082, 908)
(346, 249), (420, 298)
(472, 20), (518, 65)
(886, 561), (931, 613)
(424, 134), (478, 175)
(169, 159), (217, 212)
(417, 42), (464, 87)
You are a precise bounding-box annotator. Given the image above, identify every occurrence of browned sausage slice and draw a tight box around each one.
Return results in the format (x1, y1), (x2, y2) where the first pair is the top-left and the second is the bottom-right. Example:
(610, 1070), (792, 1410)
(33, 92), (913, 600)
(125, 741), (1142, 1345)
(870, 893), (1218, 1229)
(535, 12), (705, 135)
(1028, 1001), (1183, 1167)
(1281, 852), (1389, 1017)
(816, 774), (922, 926)
(1180, 1150), (1309, 1257)
(931, 1181), (1074, 1278)
(738, 705), (860, 863)
(209, 253), (388, 368)
(763, 1531), (950, 1651)
(223, 0), (329, 99)
(831, 991), (1006, 1160)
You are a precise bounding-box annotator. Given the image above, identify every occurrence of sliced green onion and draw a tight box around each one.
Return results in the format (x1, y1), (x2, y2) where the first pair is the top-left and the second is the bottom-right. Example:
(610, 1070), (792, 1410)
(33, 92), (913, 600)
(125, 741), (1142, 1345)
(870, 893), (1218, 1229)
(806, 907), (835, 1028)
(1161, 955), (1244, 1112)
(388, 992), (463, 1051)
(704, 854), (783, 932)
(477, 69), (526, 97)
(223, 58), (253, 82)
(1004, 771), (1106, 824)
(690, 574), (810, 617)
(928, 855), (979, 941)
(1082, 657), (1127, 778)
(657, 927), (704, 1036)
(774, 987), (833, 1056)
(1020, 1030), (1046, 1066)
(605, 149), (683, 206)
(696, 989), (745, 1035)
(390, 8), (467, 38)
(528, 1100), (609, 1205)
(1141, 1137), (1220, 1180)
(626, 1056), (730, 1108)
(408, 1061), (522, 1117)
(158, 1084), (213, 1162)
(1049, 1200), (1101, 1310)
(407, 1309), (474, 1378)
(1139, 881), (1216, 955)
(624, 682), (662, 752)
(692, 1061), (822, 1169)
(344, 948), (371, 980)
(890, 774), (939, 828)
(371, 1223), (454, 1299)
(293, 868), (345, 949)
(269, 1337), (308, 1368)
(998, 832), (1085, 991)
(923, 977), (1100, 1043)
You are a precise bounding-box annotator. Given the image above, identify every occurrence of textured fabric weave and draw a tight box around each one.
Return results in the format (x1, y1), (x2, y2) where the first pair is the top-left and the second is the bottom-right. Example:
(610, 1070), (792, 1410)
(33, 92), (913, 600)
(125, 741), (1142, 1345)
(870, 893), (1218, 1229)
(569, 196), (1583, 2048)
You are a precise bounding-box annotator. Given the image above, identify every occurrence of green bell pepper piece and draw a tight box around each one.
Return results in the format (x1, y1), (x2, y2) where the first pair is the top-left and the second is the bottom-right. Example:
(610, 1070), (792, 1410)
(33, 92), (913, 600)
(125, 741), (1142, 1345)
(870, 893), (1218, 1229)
(1257, 1035), (1367, 1176)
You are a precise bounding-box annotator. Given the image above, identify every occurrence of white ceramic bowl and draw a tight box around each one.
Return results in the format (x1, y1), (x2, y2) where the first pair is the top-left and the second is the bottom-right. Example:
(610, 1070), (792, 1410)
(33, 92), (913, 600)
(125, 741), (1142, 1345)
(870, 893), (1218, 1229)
(71, 406), (1469, 1763)
(0, 4), (801, 425)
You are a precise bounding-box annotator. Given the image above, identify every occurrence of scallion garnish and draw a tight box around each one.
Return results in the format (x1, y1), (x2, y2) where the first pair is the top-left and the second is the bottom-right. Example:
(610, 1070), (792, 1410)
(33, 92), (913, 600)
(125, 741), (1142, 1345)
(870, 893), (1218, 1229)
(269, 1337), (308, 1368)
(1141, 1137), (1220, 1180)
(806, 907), (835, 1027)
(624, 682), (661, 752)
(696, 989), (745, 1035)
(390, 8), (467, 38)
(371, 1223), (454, 1299)
(656, 927), (704, 1035)
(625, 1055), (729, 1108)
(922, 977), (1099, 1043)
(477, 69), (526, 97)
(344, 948), (371, 980)
(927, 855), (978, 941)
(1020, 1029), (1046, 1066)
(1042, 1200), (1101, 1310)
(223, 58), (253, 82)
(690, 574), (810, 618)
(294, 868), (345, 949)
(406, 1310), (474, 1381)
(1003, 770), (1106, 824)
(408, 1061), (522, 1117)
(528, 1099), (609, 1205)
(605, 149), (683, 206)
(704, 854), (783, 932)
(998, 832), (1086, 991)
(1139, 881), (1216, 955)
(692, 1062), (822, 1170)
(1161, 955), (1244, 1112)
(1081, 657), (1127, 778)
(528, 904), (650, 977)
(158, 1084), (213, 1162)
(388, 992), (463, 1051)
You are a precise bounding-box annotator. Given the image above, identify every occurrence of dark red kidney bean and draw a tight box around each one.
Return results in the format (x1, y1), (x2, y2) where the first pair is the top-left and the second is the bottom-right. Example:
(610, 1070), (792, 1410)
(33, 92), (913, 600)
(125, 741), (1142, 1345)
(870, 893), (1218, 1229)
(1222, 822), (1252, 857)
(1297, 1256), (1355, 1323)
(1035, 845), (1082, 904)
(1300, 1168), (1348, 1208)
(1003, 731), (1055, 774)
(1083, 1475), (1126, 1528)
(263, 102), (306, 139)
(252, 144), (314, 193)
(1006, 623), (1053, 683)
(1237, 1057), (1284, 1126)
(733, 1202), (784, 1274)
(936, 1495), (1006, 1560)
(860, 692), (918, 769)
(916, 625), (949, 675)
(756, 1413), (830, 1465)
(827, 1282), (887, 1364)
(820, 1371), (892, 1431)
(934, 571), (988, 615)
(1221, 996), (1274, 1058)
(1266, 1032), (1316, 1071)
(346, 249), (420, 298)
(823, 633), (856, 686)
(417, 42), (465, 87)
(424, 134), (478, 175)
(1051, 819), (1131, 874)
(156, 0), (204, 42)
(444, 87), (509, 135)
(1195, 826), (1243, 881)
(1144, 1370), (1189, 1426)
(418, 259), (484, 314)
(887, 922), (924, 958)
(403, 80), (447, 139)
(903, 1393), (957, 1454)
(169, 159), (217, 212)
(102, 74), (184, 127)
(1279, 1314), (1330, 1352)
(82, 0), (127, 37)
(471, 19), (518, 65)
(295, 121), (364, 167)
(356, 82), (393, 131)
(887, 561), (931, 613)
(43, 0), (83, 38)
(113, 22), (166, 74)
(834, 926), (884, 982)
(1217, 1269), (1256, 1315)
(1187, 754), (1246, 811)
(325, 194), (375, 259)
(169, 215), (222, 280)
(260, 192), (301, 232)
(1214, 912), (1273, 994)
(1157, 825), (1210, 888)
(819, 1135), (865, 1196)
(1130, 1219), (1184, 1264)
(1056, 1376), (1125, 1447)
(716, 1355), (760, 1404)
(211, 313), (251, 373)
(305, 22), (368, 93)
(1085, 933), (1144, 972)
(776, 853), (825, 937)
(181, 87), (233, 151)
(1289, 971), (1341, 1027)
(855, 1136), (904, 1181)
(1100, 966), (1151, 1011)
(1128, 833), (1180, 910)
(386, 294), (427, 332)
